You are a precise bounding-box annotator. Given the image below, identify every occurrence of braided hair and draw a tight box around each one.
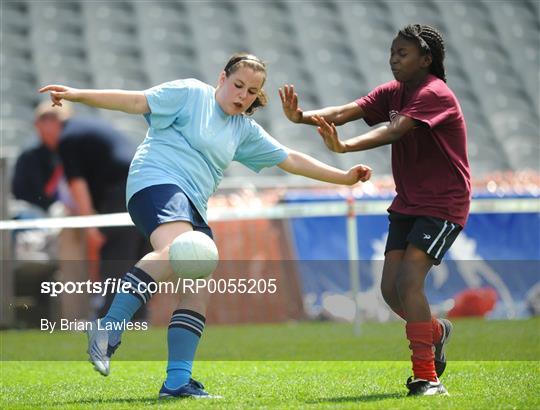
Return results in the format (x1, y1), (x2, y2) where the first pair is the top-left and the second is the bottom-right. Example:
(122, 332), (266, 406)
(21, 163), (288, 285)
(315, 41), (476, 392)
(398, 24), (447, 82)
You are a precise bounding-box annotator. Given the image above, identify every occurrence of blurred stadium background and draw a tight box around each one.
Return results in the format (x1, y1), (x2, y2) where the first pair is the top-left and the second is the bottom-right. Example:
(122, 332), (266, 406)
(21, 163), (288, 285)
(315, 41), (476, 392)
(2, 0), (539, 175)
(1, 0), (539, 329)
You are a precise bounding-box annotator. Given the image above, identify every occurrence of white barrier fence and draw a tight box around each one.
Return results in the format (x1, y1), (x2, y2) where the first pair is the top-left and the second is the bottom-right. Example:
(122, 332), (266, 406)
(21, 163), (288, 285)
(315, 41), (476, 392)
(1, 198), (538, 230)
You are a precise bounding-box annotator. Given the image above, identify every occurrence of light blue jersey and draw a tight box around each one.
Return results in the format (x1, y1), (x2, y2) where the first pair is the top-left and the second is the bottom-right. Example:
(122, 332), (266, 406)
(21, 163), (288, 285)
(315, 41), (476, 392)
(126, 78), (288, 222)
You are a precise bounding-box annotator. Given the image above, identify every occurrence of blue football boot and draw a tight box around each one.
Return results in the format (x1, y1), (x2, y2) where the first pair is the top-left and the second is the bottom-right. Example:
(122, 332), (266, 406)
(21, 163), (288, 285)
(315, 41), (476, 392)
(158, 378), (221, 399)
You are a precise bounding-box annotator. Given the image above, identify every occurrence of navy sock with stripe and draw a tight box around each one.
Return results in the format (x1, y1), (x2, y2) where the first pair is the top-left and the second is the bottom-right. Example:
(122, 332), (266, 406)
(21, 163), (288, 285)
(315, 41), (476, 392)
(165, 309), (206, 390)
(101, 267), (156, 348)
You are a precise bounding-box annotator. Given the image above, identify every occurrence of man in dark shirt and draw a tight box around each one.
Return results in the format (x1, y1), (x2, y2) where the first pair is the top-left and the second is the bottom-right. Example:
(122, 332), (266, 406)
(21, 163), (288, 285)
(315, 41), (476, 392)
(12, 101), (150, 317)
(12, 103), (72, 211)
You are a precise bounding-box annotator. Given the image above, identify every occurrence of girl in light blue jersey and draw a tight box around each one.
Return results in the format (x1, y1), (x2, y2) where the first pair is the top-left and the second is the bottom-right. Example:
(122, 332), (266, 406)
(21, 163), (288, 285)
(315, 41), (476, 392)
(40, 53), (372, 399)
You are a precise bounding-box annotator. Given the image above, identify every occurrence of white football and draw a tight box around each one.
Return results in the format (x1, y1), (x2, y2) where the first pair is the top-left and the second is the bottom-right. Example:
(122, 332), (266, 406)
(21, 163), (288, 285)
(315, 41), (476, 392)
(168, 231), (219, 279)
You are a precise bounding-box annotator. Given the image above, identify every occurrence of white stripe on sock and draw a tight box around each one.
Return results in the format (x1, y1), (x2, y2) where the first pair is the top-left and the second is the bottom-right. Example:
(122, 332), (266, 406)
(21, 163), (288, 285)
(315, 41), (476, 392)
(171, 313), (205, 328)
(126, 272), (143, 285)
(125, 273), (148, 303)
(169, 320), (203, 335)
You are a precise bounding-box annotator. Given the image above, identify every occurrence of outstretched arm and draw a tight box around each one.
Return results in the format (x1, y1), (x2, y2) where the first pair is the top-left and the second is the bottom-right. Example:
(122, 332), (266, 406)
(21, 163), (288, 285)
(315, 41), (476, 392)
(315, 114), (418, 153)
(279, 84), (365, 126)
(39, 85), (150, 114)
(277, 150), (372, 186)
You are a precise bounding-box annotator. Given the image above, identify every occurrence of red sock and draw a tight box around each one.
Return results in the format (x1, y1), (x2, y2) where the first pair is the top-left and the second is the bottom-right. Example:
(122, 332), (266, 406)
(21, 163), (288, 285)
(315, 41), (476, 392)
(395, 310), (443, 345)
(432, 317), (443, 344)
(406, 322), (437, 382)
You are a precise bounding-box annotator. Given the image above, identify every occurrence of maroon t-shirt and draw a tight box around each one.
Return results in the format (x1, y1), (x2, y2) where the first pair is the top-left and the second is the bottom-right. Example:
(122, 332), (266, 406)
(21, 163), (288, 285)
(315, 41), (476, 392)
(356, 74), (471, 227)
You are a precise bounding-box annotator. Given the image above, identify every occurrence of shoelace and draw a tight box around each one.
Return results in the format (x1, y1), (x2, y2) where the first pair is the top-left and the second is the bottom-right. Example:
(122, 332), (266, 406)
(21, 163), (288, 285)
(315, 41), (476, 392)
(189, 378), (205, 390)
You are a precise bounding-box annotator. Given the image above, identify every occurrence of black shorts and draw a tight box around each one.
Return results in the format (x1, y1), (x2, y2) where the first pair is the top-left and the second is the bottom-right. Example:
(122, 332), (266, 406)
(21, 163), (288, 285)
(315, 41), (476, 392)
(127, 184), (213, 239)
(385, 212), (462, 265)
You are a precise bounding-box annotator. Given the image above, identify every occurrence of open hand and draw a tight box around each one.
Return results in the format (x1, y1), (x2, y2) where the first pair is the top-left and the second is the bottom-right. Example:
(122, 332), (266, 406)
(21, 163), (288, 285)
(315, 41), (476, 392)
(314, 115), (346, 153)
(39, 84), (80, 107)
(278, 84), (303, 123)
(346, 164), (373, 185)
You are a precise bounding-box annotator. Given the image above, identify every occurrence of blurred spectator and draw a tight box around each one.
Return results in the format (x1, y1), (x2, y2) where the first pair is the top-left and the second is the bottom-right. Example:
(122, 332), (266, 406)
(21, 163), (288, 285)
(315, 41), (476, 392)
(11, 102), (150, 319)
(12, 103), (74, 212)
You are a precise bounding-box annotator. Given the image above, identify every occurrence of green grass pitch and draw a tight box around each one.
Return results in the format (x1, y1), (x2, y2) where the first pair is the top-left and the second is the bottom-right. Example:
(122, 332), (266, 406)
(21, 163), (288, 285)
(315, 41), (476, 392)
(1, 318), (539, 409)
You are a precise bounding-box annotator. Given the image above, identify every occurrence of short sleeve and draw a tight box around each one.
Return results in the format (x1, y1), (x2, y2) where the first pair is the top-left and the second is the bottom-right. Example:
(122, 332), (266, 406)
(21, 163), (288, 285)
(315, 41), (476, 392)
(355, 82), (392, 126)
(233, 120), (289, 172)
(400, 88), (455, 129)
(143, 79), (193, 130)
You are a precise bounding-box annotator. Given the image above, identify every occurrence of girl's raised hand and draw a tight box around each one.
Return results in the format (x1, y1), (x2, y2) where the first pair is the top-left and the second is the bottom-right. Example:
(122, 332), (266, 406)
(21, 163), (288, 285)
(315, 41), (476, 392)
(39, 84), (80, 107)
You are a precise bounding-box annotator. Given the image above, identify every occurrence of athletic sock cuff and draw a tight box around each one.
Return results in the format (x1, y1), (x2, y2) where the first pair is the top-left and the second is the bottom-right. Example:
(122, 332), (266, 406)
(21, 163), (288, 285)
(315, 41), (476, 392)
(169, 309), (206, 337)
(406, 322), (434, 352)
(406, 322), (433, 337)
(130, 267), (157, 285)
(121, 267), (157, 304)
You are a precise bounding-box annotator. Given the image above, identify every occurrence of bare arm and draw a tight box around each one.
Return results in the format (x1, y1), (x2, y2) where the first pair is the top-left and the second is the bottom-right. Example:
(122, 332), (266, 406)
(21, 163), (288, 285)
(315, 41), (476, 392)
(279, 84), (365, 126)
(315, 114), (418, 153)
(68, 177), (106, 252)
(277, 150), (372, 185)
(39, 85), (150, 114)
(68, 177), (96, 216)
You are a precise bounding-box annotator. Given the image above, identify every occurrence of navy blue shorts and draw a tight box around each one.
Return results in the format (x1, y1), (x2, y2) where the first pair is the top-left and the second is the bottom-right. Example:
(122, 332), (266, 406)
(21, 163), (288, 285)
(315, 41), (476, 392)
(385, 212), (462, 265)
(127, 184), (213, 239)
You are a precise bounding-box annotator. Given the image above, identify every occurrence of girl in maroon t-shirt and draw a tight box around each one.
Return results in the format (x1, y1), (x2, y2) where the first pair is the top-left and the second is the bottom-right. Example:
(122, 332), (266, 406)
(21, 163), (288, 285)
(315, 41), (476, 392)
(280, 24), (471, 396)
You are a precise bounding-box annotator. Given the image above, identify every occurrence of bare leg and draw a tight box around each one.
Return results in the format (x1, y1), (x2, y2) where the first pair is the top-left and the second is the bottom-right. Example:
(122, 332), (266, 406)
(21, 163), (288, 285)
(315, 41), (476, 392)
(395, 243), (434, 322)
(380, 250), (406, 314)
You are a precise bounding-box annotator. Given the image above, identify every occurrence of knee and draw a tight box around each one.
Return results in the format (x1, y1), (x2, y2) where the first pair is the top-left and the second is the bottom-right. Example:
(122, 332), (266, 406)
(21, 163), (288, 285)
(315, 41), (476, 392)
(395, 271), (424, 300)
(380, 281), (397, 305)
(155, 246), (173, 267)
(137, 246), (175, 282)
(157, 242), (172, 254)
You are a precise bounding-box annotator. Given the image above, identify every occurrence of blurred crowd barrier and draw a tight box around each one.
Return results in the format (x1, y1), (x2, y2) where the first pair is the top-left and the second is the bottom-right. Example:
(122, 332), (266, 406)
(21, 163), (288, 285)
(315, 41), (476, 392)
(210, 170), (540, 209)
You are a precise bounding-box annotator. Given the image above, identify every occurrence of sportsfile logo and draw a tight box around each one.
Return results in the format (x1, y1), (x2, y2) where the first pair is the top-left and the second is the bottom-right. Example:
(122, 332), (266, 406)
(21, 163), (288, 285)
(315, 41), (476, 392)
(41, 278), (278, 297)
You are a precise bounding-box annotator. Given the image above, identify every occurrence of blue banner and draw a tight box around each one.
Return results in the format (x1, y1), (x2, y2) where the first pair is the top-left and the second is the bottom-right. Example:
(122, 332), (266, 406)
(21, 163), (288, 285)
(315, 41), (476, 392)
(286, 195), (540, 320)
